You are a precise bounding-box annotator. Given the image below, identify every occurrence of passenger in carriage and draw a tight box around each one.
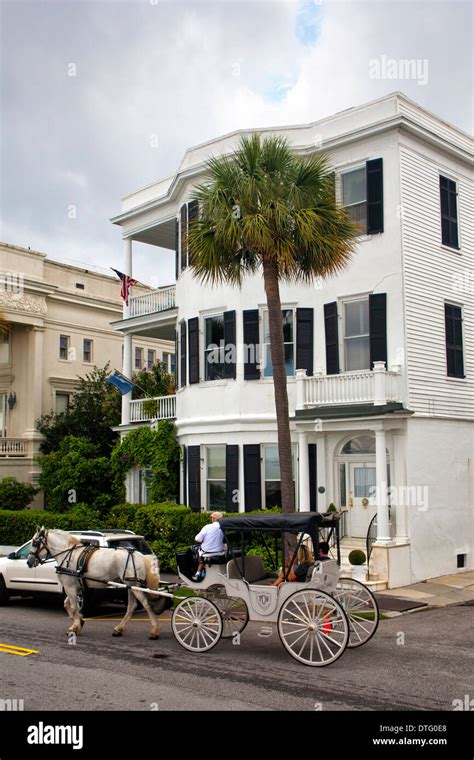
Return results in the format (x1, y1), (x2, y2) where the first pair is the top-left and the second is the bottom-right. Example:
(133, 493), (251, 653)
(192, 511), (225, 581)
(318, 541), (331, 561)
(272, 544), (314, 587)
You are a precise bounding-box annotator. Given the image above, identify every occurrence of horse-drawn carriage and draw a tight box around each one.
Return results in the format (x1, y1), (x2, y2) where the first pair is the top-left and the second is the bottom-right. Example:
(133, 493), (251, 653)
(27, 511), (378, 666)
(171, 512), (379, 667)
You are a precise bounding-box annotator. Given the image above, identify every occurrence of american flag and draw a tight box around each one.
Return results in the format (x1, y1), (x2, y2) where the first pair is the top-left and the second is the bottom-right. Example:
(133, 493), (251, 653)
(111, 268), (138, 305)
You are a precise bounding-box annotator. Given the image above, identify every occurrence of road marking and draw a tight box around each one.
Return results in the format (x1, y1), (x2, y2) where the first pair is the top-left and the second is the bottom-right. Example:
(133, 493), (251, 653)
(0, 643), (39, 657)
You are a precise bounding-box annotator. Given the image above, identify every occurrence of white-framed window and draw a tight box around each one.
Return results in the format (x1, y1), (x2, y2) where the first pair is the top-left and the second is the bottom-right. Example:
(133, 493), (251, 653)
(343, 298), (370, 371)
(206, 445), (226, 509)
(204, 313), (225, 381)
(59, 335), (70, 360)
(147, 349), (155, 370)
(138, 468), (153, 505)
(0, 394), (7, 437)
(135, 347), (143, 370)
(262, 309), (294, 378)
(83, 338), (93, 363)
(341, 166), (367, 232)
(55, 392), (70, 414)
(262, 444), (296, 509)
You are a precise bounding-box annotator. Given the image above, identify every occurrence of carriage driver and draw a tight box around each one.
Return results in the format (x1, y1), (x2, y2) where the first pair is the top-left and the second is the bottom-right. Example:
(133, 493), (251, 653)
(192, 512), (225, 581)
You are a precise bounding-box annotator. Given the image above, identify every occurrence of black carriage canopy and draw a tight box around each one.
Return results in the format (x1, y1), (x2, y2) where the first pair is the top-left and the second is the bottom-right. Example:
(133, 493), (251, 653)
(219, 512), (340, 547)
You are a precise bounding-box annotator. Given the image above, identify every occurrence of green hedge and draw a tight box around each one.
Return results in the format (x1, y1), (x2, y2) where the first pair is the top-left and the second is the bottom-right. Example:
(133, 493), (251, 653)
(0, 503), (280, 571)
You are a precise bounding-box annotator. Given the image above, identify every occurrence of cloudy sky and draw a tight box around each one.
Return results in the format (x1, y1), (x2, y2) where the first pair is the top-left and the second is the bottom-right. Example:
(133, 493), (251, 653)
(0, 0), (472, 288)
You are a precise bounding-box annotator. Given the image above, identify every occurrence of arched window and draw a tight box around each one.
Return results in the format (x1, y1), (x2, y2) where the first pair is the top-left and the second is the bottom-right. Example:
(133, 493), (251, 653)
(341, 434), (376, 455)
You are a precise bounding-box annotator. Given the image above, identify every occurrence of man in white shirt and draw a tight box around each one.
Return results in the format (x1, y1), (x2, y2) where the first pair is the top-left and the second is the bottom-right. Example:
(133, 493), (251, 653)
(192, 511), (225, 581)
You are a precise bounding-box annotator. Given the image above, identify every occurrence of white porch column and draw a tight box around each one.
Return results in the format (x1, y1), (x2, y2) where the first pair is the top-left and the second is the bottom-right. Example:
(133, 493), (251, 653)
(373, 361), (387, 405)
(123, 237), (133, 319)
(238, 443), (245, 513)
(24, 326), (45, 488)
(393, 430), (409, 541)
(295, 368), (307, 410)
(122, 333), (133, 425)
(121, 237), (133, 426)
(375, 428), (391, 543)
(316, 431), (327, 512)
(298, 431), (310, 512)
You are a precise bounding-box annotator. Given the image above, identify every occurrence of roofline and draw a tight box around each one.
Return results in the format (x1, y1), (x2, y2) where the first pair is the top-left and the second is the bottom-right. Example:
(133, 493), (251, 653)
(112, 92), (473, 229)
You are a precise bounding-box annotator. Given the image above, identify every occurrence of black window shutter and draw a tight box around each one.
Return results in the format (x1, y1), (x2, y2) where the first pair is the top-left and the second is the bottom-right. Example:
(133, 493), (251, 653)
(243, 309), (260, 380)
(226, 445), (239, 512)
(188, 317), (199, 384)
(188, 446), (201, 512)
(174, 217), (179, 280)
(445, 304), (464, 378)
(180, 321), (187, 388)
(180, 204), (188, 271)
(243, 444), (261, 511)
(324, 302), (340, 375)
(224, 310), (236, 379)
(187, 200), (199, 266)
(308, 444), (317, 512)
(369, 293), (387, 368)
(366, 158), (384, 234)
(296, 308), (314, 376)
(174, 330), (178, 380)
(440, 176), (459, 248)
(181, 445), (187, 506)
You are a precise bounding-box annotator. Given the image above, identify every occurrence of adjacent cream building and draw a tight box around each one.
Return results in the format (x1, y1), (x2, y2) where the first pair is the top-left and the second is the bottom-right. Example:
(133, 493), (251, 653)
(0, 242), (174, 504)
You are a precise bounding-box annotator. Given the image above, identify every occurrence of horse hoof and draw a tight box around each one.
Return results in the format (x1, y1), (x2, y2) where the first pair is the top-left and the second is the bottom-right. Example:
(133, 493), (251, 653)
(112, 631), (123, 637)
(149, 634), (160, 640)
(80, 620), (85, 628)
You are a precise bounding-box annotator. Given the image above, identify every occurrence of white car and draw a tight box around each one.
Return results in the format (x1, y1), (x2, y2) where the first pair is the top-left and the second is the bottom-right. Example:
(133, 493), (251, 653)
(0, 530), (158, 614)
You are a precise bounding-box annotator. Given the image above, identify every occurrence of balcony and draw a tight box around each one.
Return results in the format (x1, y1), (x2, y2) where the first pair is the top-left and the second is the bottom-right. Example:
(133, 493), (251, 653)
(296, 362), (403, 410)
(0, 438), (27, 457)
(129, 395), (176, 423)
(129, 285), (176, 318)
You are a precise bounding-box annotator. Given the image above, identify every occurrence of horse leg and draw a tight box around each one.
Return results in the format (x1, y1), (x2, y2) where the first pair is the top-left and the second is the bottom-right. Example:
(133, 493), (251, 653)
(131, 589), (160, 640)
(112, 589), (138, 637)
(62, 580), (83, 634)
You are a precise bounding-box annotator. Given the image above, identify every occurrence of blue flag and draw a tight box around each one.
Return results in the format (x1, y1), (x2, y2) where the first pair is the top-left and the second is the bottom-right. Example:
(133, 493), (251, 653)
(105, 370), (135, 395)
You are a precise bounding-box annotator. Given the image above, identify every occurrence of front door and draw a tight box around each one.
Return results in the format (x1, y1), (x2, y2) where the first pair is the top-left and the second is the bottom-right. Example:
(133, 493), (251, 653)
(348, 464), (377, 538)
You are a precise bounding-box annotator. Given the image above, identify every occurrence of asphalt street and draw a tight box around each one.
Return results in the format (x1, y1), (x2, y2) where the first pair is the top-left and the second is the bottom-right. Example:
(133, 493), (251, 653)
(0, 597), (472, 712)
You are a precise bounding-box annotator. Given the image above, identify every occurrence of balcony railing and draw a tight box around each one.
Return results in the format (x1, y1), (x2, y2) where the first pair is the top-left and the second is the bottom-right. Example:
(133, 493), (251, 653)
(296, 362), (403, 409)
(129, 395), (176, 423)
(129, 285), (176, 318)
(0, 438), (27, 457)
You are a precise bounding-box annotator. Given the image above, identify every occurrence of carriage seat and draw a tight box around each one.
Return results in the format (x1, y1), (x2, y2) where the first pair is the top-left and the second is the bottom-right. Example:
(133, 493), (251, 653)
(204, 552), (228, 566)
(307, 558), (340, 591)
(227, 556), (274, 585)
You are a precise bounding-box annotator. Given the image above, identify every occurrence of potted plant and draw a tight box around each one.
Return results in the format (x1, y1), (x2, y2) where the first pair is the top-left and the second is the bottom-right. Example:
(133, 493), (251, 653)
(348, 549), (368, 582)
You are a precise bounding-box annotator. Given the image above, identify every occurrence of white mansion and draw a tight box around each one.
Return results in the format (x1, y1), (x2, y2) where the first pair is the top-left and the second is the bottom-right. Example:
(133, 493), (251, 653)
(111, 93), (473, 589)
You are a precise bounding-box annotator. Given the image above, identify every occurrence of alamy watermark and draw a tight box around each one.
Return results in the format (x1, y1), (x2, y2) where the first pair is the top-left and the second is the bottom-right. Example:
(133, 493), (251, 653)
(369, 482), (429, 512)
(369, 55), (429, 86)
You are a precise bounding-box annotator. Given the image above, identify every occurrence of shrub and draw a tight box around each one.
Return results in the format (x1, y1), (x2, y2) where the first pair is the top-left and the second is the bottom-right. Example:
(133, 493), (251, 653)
(37, 435), (120, 512)
(348, 549), (366, 566)
(0, 477), (38, 510)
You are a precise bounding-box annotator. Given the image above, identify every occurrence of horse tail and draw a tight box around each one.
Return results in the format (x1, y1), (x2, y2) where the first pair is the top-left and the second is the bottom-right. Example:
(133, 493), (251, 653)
(144, 555), (160, 590)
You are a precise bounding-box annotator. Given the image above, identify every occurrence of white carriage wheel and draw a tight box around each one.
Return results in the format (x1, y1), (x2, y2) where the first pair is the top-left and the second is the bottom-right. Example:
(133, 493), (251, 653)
(277, 589), (349, 667)
(213, 594), (249, 639)
(172, 597), (223, 653)
(334, 577), (380, 648)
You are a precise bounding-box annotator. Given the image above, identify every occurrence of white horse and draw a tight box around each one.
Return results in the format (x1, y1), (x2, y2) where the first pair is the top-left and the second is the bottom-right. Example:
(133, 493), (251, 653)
(27, 527), (161, 639)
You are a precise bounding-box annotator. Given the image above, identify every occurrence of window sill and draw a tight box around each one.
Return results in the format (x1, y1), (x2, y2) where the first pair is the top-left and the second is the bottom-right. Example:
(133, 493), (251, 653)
(441, 244), (461, 254)
(445, 375), (466, 382)
(199, 379), (228, 388)
(58, 358), (71, 363)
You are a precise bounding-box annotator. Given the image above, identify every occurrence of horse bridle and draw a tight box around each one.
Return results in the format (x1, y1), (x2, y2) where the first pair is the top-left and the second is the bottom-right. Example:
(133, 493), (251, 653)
(28, 529), (77, 567)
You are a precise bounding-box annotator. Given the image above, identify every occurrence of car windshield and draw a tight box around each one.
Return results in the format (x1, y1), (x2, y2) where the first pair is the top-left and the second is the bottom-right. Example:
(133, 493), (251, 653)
(108, 538), (153, 555)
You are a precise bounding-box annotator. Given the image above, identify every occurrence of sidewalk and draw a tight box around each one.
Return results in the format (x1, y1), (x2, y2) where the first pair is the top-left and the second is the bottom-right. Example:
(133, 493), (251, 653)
(374, 570), (474, 615)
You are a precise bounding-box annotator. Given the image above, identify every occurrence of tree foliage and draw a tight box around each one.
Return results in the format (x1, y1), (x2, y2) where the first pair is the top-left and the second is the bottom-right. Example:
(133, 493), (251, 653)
(0, 477), (38, 510)
(37, 435), (119, 513)
(111, 422), (180, 504)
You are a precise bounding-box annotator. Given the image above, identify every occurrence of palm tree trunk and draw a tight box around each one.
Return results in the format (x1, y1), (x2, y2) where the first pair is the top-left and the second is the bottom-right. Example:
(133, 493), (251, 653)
(262, 256), (295, 514)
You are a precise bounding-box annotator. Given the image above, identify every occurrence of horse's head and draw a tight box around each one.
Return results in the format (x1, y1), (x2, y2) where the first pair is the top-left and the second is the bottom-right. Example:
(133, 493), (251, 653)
(27, 526), (49, 568)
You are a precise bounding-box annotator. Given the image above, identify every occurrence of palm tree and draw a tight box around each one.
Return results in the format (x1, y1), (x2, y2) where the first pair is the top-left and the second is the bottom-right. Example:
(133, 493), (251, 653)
(188, 135), (357, 513)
